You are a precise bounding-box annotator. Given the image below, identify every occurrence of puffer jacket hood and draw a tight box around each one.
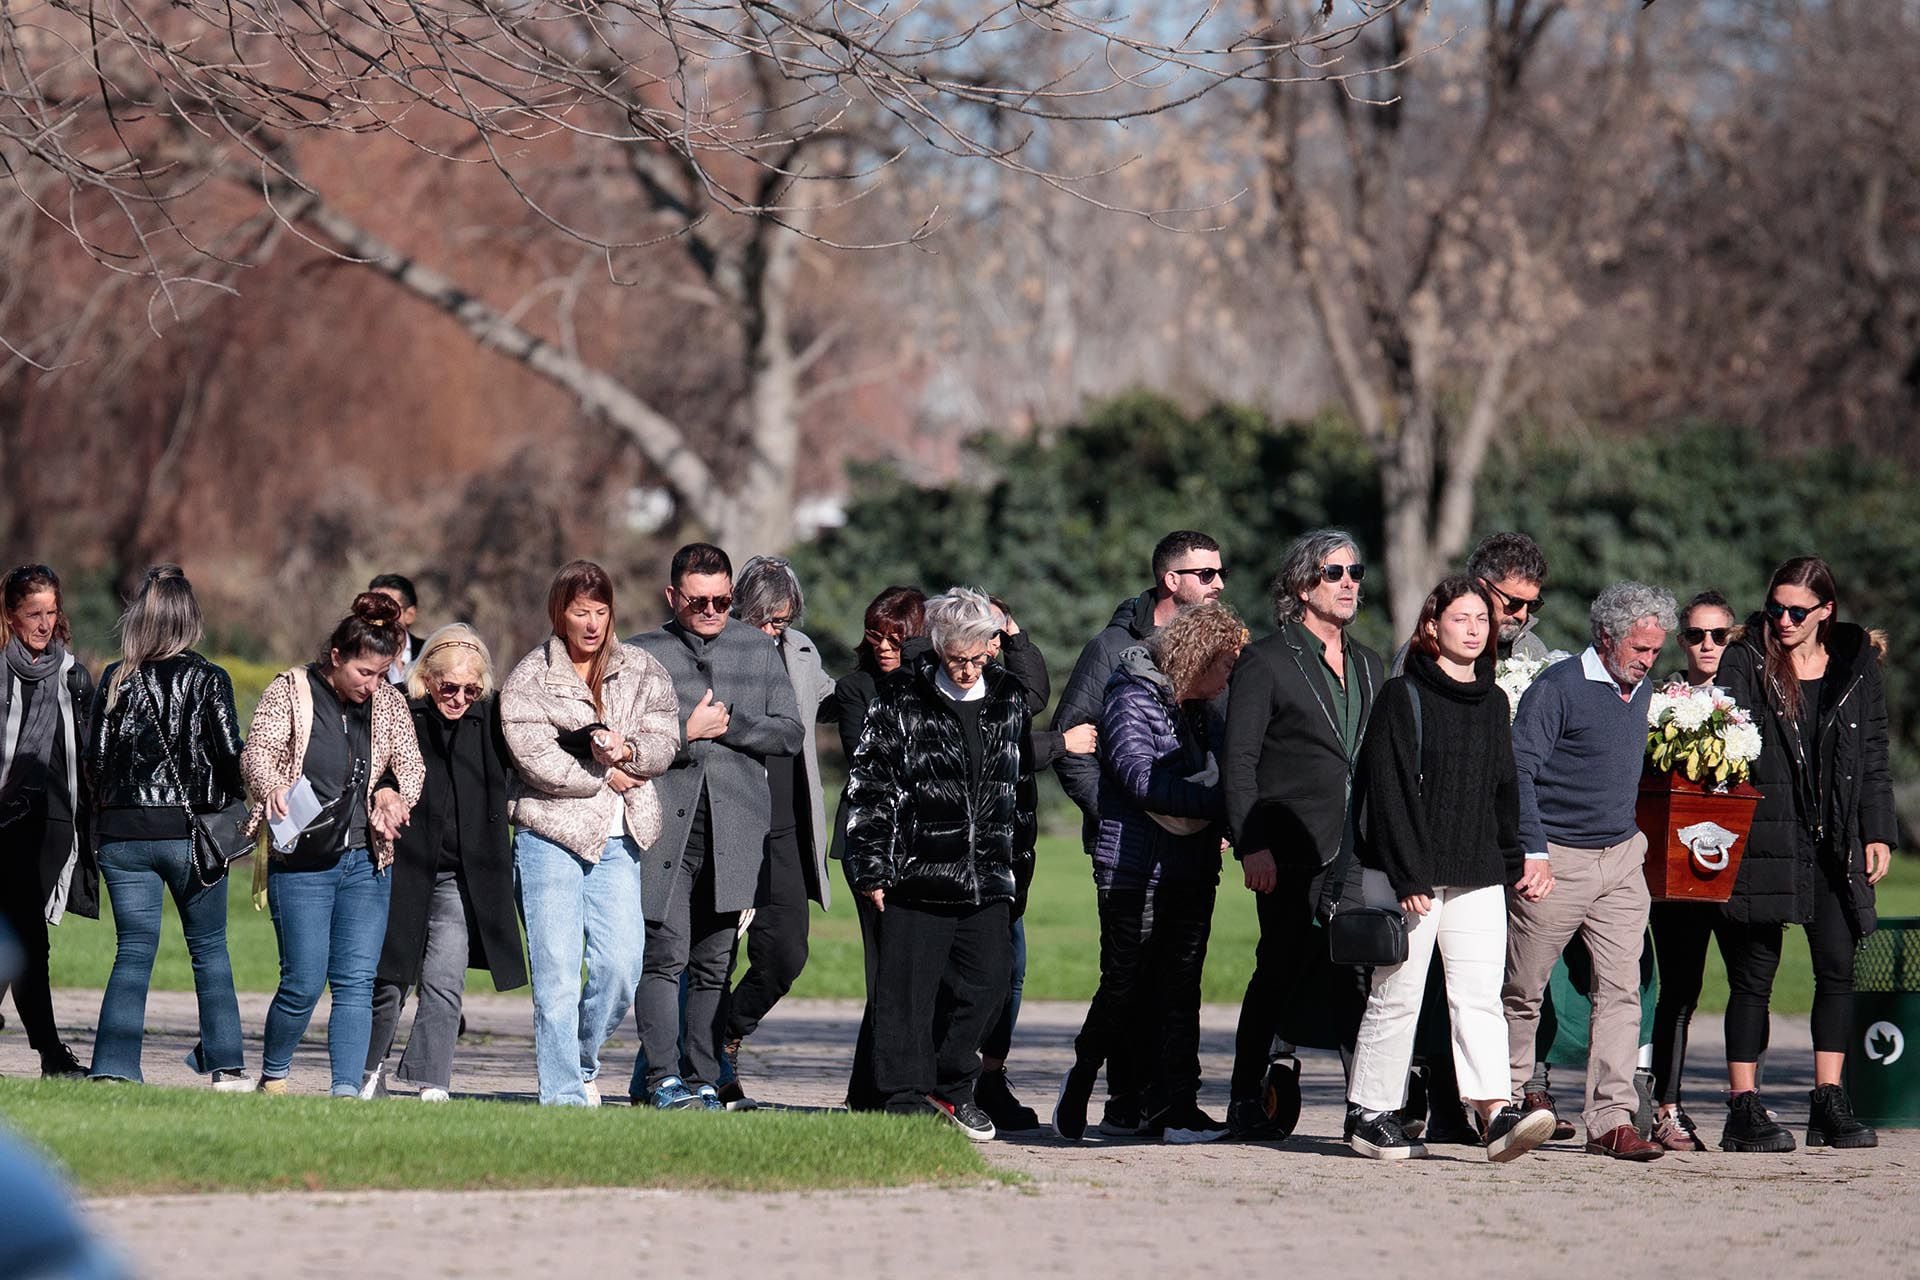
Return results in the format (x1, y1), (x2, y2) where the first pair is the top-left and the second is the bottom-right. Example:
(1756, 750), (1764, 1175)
(841, 651), (1035, 907)
(1091, 647), (1224, 889)
(1717, 616), (1897, 931)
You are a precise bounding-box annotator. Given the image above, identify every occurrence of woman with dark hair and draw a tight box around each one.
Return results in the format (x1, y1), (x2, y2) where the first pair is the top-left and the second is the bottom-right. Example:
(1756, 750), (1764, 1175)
(1645, 589), (1745, 1150)
(242, 592), (425, 1095)
(1055, 601), (1244, 1143)
(1714, 557), (1894, 1152)
(500, 561), (680, 1106)
(0, 564), (97, 1077)
(829, 585), (926, 1110)
(86, 566), (249, 1087)
(362, 624), (527, 1102)
(1343, 577), (1551, 1162)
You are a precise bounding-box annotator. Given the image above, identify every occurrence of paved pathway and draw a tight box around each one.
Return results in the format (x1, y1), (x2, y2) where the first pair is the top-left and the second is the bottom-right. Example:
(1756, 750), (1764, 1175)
(4, 989), (1917, 1279)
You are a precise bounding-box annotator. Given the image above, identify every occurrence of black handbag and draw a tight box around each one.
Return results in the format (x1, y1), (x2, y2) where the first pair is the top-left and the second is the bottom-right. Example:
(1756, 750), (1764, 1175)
(1326, 683), (1422, 968)
(135, 670), (256, 887)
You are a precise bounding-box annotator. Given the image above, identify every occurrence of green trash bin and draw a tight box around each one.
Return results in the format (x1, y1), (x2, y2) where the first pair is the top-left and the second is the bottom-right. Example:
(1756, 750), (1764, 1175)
(1846, 917), (1920, 1127)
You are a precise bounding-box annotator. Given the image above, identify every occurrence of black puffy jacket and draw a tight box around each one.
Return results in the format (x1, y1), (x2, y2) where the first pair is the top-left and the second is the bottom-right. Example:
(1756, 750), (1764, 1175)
(86, 652), (247, 814)
(1717, 618), (1896, 933)
(843, 653), (1034, 907)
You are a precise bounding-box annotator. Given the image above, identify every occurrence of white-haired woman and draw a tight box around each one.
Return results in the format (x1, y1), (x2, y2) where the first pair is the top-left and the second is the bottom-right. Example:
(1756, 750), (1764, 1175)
(843, 586), (1035, 1142)
(362, 625), (529, 1101)
(86, 566), (249, 1087)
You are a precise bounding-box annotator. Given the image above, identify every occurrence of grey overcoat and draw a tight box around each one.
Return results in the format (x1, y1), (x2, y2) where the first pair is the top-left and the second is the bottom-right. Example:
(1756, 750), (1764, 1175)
(777, 626), (839, 909)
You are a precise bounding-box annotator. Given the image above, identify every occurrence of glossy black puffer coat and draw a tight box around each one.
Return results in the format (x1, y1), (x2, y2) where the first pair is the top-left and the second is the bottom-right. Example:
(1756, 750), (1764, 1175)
(843, 653), (1035, 907)
(86, 652), (247, 813)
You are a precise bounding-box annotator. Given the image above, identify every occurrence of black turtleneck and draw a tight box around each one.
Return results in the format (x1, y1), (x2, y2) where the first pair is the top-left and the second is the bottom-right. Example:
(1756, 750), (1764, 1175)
(1359, 648), (1524, 898)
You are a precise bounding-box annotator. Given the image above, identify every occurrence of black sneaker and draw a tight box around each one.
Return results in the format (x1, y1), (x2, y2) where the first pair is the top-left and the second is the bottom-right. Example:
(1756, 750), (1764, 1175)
(976, 1067), (1041, 1133)
(1482, 1105), (1555, 1163)
(1162, 1100), (1229, 1145)
(40, 1044), (86, 1079)
(1348, 1107), (1426, 1160)
(1425, 1095), (1481, 1146)
(1097, 1098), (1168, 1139)
(1721, 1092), (1796, 1153)
(1807, 1083), (1877, 1150)
(1053, 1061), (1098, 1141)
(930, 1095), (996, 1142)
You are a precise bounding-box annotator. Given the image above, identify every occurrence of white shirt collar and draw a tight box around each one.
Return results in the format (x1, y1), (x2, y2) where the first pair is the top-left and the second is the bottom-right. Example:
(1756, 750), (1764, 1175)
(935, 668), (987, 703)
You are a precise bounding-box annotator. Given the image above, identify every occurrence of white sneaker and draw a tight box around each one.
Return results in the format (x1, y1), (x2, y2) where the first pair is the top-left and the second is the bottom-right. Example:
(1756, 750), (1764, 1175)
(419, 1087), (451, 1103)
(211, 1070), (253, 1093)
(583, 1080), (602, 1108)
(358, 1066), (388, 1101)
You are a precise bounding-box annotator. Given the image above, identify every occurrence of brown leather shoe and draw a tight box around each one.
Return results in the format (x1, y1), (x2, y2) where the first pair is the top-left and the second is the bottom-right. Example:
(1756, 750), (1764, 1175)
(1585, 1124), (1665, 1161)
(1524, 1090), (1578, 1141)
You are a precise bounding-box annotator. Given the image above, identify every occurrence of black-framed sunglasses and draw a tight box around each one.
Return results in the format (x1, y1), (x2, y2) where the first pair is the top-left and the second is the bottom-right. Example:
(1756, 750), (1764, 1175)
(1765, 599), (1826, 624)
(1485, 581), (1542, 616)
(677, 592), (733, 616)
(1172, 566), (1228, 585)
(1320, 563), (1365, 583)
(1680, 628), (1730, 646)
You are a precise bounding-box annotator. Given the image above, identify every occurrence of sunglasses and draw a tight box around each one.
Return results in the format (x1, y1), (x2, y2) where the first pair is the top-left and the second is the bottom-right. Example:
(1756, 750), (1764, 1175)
(1320, 563), (1365, 583)
(435, 681), (484, 702)
(1680, 628), (1730, 646)
(944, 652), (993, 672)
(1765, 599), (1826, 625)
(1485, 582), (1543, 616)
(678, 593), (733, 616)
(1172, 567), (1228, 585)
(863, 629), (904, 649)
(761, 613), (793, 633)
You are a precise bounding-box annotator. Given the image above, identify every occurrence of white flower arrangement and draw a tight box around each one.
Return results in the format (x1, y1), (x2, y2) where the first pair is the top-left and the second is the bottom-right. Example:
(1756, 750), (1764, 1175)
(1646, 680), (1762, 786)
(1494, 651), (1573, 722)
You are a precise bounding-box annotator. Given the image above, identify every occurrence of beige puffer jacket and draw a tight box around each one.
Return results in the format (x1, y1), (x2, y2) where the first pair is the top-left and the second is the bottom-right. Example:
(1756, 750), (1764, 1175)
(499, 637), (680, 862)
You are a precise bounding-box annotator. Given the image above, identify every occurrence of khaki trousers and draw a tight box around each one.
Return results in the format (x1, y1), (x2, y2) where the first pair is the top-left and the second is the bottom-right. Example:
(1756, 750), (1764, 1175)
(1503, 833), (1651, 1137)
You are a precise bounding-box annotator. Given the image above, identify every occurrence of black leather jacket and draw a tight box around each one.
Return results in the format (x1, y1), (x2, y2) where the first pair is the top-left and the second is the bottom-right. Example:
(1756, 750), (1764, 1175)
(843, 653), (1035, 907)
(86, 652), (247, 813)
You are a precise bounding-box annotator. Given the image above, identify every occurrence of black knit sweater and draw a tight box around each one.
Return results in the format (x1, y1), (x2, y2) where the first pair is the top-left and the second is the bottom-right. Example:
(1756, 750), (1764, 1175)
(1359, 649), (1524, 898)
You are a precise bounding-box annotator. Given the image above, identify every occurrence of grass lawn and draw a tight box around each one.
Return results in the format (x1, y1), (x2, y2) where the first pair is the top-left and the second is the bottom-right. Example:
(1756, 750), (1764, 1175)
(50, 844), (1920, 1015)
(0, 1079), (995, 1195)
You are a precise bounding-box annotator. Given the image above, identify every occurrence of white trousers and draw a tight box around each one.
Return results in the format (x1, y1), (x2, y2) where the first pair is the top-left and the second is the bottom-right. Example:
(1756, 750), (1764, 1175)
(1347, 882), (1510, 1112)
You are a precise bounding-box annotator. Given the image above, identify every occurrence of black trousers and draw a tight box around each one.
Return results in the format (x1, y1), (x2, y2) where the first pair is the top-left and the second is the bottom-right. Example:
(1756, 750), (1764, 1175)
(1648, 901), (1740, 1105)
(871, 898), (1013, 1111)
(635, 800), (737, 1090)
(723, 824), (811, 1042)
(0, 816), (71, 1056)
(1721, 859), (1860, 1060)
(845, 861), (885, 1110)
(1072, 880), (1215, 1111)
(1230, 867), (1366, 1099)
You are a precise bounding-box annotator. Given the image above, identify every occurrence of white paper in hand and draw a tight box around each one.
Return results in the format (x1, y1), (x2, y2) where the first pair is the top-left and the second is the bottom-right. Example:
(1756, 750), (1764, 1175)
(270, 777), (325, 853)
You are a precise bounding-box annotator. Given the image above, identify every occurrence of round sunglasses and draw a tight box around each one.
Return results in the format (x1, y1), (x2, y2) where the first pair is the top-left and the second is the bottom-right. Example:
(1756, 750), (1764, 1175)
(1764, 599), (1827, 625)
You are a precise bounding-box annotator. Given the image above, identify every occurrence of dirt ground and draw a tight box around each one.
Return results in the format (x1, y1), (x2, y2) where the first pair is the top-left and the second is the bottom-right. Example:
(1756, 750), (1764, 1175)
(5, 987), (1917, 1279)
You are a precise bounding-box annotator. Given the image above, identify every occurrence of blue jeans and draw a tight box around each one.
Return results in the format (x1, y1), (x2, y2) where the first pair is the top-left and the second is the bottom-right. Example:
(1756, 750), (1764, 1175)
(515, 831), (645, 1105)
(263, 850), (392, 1096)
(91, 838), (244, 1082)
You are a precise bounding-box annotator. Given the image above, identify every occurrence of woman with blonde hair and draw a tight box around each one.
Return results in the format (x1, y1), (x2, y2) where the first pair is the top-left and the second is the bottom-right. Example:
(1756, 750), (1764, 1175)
(86, 566), (250, 1087)
(242, 591), (425, 1096)
(500, 561), (680, 1106)
(1056, 601), (1246, 1142)
(361, 624), (528, 1101)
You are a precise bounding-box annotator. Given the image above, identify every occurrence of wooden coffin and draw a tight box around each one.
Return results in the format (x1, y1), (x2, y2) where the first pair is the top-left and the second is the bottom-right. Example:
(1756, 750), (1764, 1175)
(1637, 769), (1761, 903)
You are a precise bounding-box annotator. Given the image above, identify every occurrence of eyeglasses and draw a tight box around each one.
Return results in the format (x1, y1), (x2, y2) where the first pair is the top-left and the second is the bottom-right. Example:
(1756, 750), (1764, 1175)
(1485, 581), (1542, 616)
(1172, 566), (1228, 585)
(761, 614), (793, 633)
(1319, 563), (1366, 583)
(435, 681), (484, 703)
(1765, 599), (1826, 624)
(1680, 628), (1730, 646)
(863, 629), (904, 649)
(943, 652), (993, 672)
(678, 593), (733, 616)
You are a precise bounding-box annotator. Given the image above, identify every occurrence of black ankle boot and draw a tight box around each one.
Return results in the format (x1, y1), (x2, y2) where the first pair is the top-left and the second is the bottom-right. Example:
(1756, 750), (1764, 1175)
(1721, 1091), (1796, 1153)
(1807, 1083), (1878, 1149)
(977, 1067), (1040, 1133)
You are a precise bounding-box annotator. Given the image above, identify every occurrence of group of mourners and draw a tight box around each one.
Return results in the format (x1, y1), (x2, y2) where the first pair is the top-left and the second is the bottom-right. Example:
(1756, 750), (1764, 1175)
(0, 524), (1894, 1164)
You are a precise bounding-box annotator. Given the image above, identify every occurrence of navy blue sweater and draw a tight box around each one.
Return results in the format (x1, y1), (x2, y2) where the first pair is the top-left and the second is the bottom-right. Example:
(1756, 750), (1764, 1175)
(1509, 650), (1651, 856)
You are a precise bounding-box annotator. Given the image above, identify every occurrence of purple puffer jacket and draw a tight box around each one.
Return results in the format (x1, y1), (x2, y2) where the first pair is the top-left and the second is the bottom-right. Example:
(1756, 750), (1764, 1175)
(1092, 647), (1225, 890)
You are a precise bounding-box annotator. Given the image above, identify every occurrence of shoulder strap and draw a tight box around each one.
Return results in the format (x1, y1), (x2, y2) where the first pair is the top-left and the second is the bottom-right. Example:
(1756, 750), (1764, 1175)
(1407, 682), (1423, 794)
(133, 669), (197, 823)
